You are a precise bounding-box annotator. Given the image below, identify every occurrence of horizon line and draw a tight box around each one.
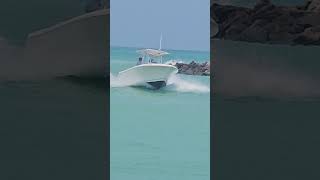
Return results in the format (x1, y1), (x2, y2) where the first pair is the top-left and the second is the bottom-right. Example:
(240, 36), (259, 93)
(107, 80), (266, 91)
(110, 44), (210, 53)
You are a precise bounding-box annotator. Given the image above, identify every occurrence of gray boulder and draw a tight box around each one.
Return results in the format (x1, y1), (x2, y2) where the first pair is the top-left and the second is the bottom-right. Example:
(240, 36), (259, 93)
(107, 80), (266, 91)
(294, 26), (320, 45)
(171, 61), (210, 76)
(306, 0), (320, 12)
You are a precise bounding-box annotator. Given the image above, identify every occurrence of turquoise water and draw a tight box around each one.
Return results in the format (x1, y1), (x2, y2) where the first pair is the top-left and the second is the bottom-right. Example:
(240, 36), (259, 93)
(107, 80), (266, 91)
(0, 78), (107, 179)
(212, 38), (320, 178)
(110, 46), (210, 180)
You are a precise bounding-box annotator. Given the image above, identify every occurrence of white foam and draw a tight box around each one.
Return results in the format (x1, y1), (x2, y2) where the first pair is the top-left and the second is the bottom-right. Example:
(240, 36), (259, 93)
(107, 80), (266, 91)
(110, 73), (129, 87)
(166, 75), (210, 93)
(111, 72), (210, 93)
(164, 59), (184, 65)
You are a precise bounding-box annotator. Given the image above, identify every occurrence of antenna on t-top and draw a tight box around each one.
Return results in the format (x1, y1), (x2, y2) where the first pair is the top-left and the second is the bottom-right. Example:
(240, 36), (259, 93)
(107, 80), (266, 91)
(159, 33), (163, 63)
(159, 33), (162, 50)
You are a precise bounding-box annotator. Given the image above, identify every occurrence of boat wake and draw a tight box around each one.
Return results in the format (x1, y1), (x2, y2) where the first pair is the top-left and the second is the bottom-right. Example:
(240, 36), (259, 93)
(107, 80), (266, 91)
(110, 73), (209, 93)
(165, 75), (210, 93)
(110, 73), (130, 87)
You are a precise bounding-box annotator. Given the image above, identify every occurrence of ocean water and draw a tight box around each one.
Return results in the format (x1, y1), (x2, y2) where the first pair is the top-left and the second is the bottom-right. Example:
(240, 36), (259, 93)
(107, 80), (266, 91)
(212, 39), (320, 179)
(110, 46), (210, 180)
(0, 78), (107, 179)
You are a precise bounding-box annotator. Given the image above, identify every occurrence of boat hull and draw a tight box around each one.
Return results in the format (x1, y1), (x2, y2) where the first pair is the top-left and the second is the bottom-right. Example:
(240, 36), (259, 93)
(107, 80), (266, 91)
(23, 9), (109, 79)
(147, 81), (166, 89)
(117, 64), (178, 89)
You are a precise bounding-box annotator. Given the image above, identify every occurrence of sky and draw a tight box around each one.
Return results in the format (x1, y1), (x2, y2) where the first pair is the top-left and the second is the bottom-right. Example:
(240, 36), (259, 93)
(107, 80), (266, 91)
(110, 0), (210, 51)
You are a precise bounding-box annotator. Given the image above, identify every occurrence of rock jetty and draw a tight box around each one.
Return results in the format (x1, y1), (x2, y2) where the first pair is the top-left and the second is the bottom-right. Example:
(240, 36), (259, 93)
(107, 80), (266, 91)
(211, 0), (320, 45)
(85, 0), (108, 12)
(211, 19), (219, 37)
(168, 61), (210, 76)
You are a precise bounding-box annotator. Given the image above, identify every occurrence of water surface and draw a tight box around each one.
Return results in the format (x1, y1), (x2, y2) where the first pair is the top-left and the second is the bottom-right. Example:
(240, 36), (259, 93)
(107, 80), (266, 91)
(110, 46), (210, 180)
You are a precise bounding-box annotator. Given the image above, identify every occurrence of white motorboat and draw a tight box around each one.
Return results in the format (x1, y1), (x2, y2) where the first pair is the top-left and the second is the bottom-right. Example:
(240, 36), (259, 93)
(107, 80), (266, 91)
(0, 1), (109, 80)
(117, 47), (178, 89)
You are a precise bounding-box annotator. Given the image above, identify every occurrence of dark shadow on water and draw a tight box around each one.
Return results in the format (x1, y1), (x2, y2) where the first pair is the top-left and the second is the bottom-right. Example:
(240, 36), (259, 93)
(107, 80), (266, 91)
(111, 83), (208, 96)
(55, 75), (108, 90)
(130, 86), (170, 94)
(112, 85), (181, 97)
(0, 80), (40, 88)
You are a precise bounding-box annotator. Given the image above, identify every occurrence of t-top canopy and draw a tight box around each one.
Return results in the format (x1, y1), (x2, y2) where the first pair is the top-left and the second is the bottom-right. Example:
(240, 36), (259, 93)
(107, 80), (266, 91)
(136, 48), (169, 57)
